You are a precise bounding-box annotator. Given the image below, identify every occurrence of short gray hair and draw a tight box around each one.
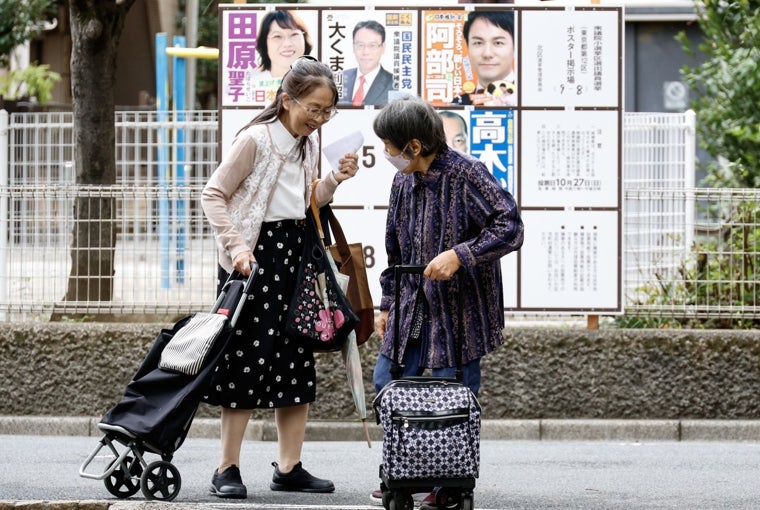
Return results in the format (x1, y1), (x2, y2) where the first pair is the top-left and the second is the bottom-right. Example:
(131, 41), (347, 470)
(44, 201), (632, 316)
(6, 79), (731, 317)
(372, 95), (447, 156)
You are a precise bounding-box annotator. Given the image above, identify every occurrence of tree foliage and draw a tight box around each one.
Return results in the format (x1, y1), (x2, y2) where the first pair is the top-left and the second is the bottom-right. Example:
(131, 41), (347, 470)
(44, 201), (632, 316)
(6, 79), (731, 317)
(631, 1), (760, 330)
(0, 0), (57, 68)
(677, 0), (760, 188)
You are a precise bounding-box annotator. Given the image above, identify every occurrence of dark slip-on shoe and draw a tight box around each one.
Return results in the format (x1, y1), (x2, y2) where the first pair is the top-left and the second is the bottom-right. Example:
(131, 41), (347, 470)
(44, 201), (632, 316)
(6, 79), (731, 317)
(270, 461), (335, 493)
(209, 465), (247, 499)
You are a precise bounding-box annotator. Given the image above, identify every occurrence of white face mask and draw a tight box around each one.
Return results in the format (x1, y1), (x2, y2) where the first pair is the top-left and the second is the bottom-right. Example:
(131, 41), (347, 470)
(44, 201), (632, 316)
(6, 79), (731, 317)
(383, 144), (410, 172)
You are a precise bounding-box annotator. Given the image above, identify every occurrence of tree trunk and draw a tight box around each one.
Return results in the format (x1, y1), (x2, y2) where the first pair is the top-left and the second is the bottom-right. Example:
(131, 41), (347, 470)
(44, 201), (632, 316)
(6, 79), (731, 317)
(63, 0), (135, 304)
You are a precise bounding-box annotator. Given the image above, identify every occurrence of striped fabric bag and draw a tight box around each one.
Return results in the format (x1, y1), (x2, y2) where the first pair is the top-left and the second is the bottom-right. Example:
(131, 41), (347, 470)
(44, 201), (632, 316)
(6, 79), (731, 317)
(158, 312), (228, 376)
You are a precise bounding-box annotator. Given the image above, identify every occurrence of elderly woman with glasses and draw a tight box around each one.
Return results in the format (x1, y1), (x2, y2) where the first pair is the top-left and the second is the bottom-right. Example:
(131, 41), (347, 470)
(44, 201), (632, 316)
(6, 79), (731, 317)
(201, 56), (358, 499)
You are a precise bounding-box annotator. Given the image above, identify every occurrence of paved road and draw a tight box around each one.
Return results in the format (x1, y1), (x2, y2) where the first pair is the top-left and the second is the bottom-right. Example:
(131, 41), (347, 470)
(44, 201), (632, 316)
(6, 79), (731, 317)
(2, 435), (760, 509)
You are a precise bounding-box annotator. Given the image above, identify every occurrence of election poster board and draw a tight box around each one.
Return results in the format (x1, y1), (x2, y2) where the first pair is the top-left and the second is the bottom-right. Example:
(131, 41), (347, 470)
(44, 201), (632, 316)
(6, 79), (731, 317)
(218, 3), (623, 314)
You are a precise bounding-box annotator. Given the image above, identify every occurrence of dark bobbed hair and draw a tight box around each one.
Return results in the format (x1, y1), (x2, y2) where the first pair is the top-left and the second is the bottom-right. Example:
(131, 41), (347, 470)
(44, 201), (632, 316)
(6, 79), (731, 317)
(439, 110), (468, 135)
(256, 10), (314, 71)
(463, 10), (515, 43)
(236, 57), (338, 154)
(352, 20), (386, 42)
(373, 95), (447, 157)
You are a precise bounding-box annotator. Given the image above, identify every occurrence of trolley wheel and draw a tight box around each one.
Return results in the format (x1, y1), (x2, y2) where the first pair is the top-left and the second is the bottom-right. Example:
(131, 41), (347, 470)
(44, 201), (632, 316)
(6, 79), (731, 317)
(389, 490), (414, 510)
(103, 455), (142, 498)
(460, 493), (474, 510)
(140, 460), (181, 501)
(434, 487), (462, 509)
(382, 490), (391, 509)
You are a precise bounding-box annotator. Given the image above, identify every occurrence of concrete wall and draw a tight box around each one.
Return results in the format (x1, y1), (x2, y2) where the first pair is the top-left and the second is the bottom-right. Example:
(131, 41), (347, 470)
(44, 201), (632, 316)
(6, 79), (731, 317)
(2, 323), (760, 420)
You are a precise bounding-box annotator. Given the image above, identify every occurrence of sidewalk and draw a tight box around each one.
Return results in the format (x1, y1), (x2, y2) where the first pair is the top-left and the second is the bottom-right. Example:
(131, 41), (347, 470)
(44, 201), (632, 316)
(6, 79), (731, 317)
(3, 416), (760, 442)
(3, 425), (760, 510)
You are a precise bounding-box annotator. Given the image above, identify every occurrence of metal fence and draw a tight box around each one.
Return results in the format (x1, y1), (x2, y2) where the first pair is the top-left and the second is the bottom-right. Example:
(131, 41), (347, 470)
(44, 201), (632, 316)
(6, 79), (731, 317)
(1, 109), (758, 322)
(624, 188), (760, 318)
(623, 111), (696, 288)
(0, 109), (219, 320)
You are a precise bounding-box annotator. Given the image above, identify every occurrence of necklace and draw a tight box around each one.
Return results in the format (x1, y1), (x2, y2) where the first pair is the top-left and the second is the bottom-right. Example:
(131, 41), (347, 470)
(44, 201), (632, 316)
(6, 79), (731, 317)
(266, 123), (303, 162)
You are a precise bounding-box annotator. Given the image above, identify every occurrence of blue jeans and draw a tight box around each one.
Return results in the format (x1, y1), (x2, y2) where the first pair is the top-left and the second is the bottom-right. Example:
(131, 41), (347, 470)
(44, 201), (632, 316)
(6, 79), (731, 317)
(373, 341), (481, 397)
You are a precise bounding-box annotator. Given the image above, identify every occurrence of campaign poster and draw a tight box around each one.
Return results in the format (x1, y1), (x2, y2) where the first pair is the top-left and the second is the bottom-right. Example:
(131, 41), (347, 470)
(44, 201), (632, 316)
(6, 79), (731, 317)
(422, 8), (518, 107)
(470, 108), (517, 196)
(420, 9), (468, 106)
(438, 108), (516, 195)
(216, 4), (624, 314)
(438, 109), (471, 154)
(322, 8), (418, 108)
(220, 8), (320, 107)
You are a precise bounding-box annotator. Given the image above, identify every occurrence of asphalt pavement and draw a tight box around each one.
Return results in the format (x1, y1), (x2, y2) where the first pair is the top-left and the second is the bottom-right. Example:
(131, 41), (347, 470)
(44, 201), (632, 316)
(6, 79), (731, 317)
(3, 427), (760, 509)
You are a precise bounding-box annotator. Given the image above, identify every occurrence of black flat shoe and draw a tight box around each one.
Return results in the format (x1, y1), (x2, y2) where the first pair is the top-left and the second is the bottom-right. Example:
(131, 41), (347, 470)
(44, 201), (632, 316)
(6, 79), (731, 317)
(270, 461), (335, 493)
(210, 465), (247, 499)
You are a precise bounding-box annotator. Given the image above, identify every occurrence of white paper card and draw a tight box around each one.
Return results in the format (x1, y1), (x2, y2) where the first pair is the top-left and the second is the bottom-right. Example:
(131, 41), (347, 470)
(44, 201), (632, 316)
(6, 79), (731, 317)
(322, 131), (364, 171)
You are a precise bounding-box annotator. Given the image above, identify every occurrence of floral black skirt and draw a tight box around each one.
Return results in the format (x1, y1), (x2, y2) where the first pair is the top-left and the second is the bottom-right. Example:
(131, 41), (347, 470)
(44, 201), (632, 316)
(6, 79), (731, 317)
(203, 219), (316, 409)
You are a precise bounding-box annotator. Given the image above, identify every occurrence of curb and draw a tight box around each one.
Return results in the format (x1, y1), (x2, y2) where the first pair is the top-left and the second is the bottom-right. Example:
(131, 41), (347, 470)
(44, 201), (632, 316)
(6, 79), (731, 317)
(0, 503), (316, 510)
(0, 502), (373, 510)
(3, 416), (760, 442)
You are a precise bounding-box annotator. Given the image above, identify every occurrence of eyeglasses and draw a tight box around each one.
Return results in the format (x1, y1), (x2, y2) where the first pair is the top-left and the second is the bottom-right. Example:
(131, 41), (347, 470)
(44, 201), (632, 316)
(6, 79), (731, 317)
(353, 42), (382, 51)
(291, 97), (338, 121)
(268, 30), (305, 44)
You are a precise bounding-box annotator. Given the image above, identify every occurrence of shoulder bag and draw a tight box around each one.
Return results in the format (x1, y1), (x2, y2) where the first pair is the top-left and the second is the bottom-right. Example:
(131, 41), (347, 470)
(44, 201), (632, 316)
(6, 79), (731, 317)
(285, 197), (358, 352)
(321, 205), (375, 345)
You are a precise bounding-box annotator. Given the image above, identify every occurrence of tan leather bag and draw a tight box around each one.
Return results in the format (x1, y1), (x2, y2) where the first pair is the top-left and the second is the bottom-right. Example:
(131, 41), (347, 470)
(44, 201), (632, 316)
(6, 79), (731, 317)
(321, 206), (375, 346)
(310, 185), (375, 346)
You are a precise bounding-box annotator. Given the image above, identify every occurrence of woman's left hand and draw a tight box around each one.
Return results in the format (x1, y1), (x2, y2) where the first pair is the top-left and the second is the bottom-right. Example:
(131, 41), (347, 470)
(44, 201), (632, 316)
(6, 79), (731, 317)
(333, 153), (359, 183)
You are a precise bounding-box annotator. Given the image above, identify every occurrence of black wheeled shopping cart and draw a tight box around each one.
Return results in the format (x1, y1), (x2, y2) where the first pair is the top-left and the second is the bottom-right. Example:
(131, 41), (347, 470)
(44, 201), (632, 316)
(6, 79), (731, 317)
(373, 265), (481, 510)
(79, 265), (258, 501)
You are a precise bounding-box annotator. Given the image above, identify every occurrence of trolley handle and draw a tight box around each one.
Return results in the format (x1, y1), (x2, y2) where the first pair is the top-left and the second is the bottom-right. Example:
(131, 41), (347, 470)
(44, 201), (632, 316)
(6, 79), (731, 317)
(211, 261), (259, 328)
(395, 264), (426, 276)
(230, 262), (259, 328)
(391, 265), (426, 380)
(391, 263), (465, 382)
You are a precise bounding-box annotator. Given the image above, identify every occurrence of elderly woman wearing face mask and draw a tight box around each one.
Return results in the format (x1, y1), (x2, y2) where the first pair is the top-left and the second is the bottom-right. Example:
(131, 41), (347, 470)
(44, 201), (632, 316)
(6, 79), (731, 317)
(368, 94), (524, 509)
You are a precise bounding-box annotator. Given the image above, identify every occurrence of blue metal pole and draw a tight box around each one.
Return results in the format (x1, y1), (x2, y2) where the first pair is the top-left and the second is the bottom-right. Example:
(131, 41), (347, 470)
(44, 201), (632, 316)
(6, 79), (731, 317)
(173, 35), (187, 285)
(156, 33), (170, 288)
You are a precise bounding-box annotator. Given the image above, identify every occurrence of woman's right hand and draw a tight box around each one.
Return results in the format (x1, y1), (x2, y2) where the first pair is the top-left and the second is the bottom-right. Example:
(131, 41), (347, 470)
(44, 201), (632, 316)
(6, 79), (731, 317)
(233, 250), (256, 276)
(334, 153), (359, 183)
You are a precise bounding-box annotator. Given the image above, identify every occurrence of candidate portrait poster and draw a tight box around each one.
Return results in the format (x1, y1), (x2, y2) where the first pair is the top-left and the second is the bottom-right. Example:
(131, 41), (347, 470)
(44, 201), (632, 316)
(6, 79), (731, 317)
(321, 8), (418, 107)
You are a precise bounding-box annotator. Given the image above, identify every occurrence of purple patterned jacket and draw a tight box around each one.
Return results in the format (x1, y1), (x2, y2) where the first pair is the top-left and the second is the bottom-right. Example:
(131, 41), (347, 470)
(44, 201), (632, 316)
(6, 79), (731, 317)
(379, 147), (524, 368)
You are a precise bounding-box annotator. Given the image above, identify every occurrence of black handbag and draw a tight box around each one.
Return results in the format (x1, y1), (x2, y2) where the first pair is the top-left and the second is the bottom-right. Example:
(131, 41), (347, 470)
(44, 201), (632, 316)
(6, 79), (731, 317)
(286, 207), (359, 352)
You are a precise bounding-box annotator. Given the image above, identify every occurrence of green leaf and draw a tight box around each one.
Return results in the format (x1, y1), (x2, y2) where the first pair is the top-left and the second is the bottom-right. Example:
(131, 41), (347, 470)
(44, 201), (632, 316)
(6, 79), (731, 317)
(679, 0), (760, 187)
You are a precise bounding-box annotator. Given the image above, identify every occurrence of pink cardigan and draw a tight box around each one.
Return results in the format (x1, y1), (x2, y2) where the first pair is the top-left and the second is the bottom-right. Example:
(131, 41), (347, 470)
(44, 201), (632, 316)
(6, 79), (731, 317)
(201, 121), (338, 273)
